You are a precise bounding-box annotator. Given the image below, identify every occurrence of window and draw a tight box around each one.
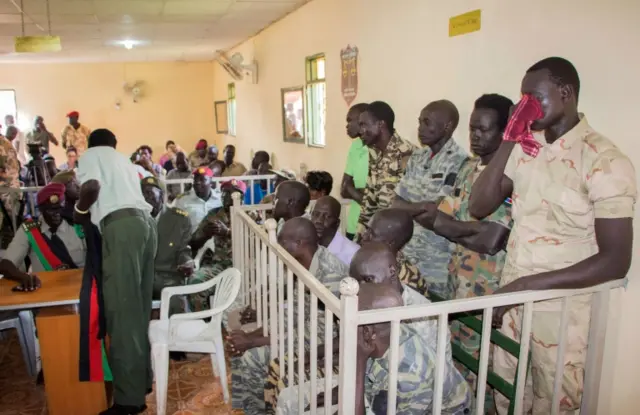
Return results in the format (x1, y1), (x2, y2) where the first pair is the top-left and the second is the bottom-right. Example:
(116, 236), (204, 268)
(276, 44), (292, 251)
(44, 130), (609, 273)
(227, 83), (236, 136)
(305, 54), (326, 147)
(0, 90), (17, 125)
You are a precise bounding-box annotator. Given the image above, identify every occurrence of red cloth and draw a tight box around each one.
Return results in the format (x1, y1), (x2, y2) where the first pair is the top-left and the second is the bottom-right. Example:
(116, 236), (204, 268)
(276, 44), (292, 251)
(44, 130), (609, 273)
(221, 179), (247, 194)
(36, 182), (66, 206)
(67, 111), (79, 118)
(195, 140), (207, 150)
(193, 166), (213, 177)
(503, 95), (544, 157)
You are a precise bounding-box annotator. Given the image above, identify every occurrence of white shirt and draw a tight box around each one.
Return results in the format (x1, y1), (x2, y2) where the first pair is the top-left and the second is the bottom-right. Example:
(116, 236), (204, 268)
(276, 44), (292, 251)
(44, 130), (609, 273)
(77, 146), (152, 226)
(174, 188), (223, 234)
(326, 230), (360, 266)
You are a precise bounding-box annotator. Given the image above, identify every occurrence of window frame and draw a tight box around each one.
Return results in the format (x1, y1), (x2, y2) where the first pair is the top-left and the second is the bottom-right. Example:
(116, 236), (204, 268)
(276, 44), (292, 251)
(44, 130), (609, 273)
(304, 53), (326, 148)
(227, 82), (236, 137)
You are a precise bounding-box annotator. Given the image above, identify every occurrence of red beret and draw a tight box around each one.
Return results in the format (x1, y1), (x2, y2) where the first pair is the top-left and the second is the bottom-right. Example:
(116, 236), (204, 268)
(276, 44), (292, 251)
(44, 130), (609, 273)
(221, 179), (247, 194)
(195, 140), (207, 150)
(193, 166), (213, 177)
(66, 111), (79, 118)
(37, 183), (66, 206)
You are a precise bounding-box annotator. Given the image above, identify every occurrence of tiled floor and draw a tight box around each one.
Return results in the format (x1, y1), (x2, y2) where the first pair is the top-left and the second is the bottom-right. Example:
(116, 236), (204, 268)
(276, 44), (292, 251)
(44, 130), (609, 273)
(0, 330), (243, 415)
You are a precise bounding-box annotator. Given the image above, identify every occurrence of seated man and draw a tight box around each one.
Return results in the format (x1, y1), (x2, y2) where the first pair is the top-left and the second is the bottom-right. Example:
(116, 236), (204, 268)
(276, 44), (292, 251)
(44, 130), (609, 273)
(0, 183), (86, 290)
(186, 179), (247, 312)
(259, 169), (297, 205)
(273, 180), (311, 233)
(268, 244), (466, 414)
(311, 195), (359, 266)
(174, 166), (222, 234)
(360, 208), (428, 296)
(304, 171), (333, 212)
(228, 217), (347, 415)
(140, 176), (194, 317)
(51, 170), (80, 222)
(165, 151), (192, 201)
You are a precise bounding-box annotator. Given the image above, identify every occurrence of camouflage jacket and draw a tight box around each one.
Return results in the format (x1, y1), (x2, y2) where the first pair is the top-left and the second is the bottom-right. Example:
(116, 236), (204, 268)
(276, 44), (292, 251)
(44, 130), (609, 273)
(0, 136), (20, 188)
(356, 133), (415, 238)
(397, 250), (427, 296)
(194, 207), (232, 268)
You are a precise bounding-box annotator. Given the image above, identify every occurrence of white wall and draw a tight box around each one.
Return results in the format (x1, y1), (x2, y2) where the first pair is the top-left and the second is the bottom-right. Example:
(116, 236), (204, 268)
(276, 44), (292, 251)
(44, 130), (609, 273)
(214, 0), (640, 412)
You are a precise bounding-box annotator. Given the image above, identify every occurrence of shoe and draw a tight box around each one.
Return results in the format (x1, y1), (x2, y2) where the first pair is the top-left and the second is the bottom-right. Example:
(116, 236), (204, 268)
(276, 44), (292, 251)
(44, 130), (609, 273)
(99, 403), (147, 415)
(169, 351), (186, 361)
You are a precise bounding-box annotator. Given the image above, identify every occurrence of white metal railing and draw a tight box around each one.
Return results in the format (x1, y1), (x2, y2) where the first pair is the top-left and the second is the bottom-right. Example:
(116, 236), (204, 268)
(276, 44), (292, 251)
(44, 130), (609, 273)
(164, 174), (277, 204)
(230, 200), (621, 415)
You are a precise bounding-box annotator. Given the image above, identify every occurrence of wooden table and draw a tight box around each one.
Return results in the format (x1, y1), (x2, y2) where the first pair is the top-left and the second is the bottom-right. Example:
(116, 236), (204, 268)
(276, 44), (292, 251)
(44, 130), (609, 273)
(0, 269), (108, 415)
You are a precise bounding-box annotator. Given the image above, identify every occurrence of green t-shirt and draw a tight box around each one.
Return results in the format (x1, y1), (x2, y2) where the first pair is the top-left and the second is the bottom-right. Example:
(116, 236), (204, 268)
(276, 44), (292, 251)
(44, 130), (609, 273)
(344, 138), (369, 234)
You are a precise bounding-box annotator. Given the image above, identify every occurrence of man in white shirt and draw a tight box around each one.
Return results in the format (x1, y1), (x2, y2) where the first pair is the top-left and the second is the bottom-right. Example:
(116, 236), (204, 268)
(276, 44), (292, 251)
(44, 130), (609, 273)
(310, 195), (359, 266)
(174, 166), (222, 234)
(74, 128), (157, 415)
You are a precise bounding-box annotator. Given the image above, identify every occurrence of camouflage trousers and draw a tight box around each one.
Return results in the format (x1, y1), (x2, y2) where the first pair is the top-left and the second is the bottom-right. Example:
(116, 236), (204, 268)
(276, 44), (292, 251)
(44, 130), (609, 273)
(230, 345), (271, 414)
(186, 263), (226, 312)
(264, 353), (339, 414)
(493, 297), (590, 415)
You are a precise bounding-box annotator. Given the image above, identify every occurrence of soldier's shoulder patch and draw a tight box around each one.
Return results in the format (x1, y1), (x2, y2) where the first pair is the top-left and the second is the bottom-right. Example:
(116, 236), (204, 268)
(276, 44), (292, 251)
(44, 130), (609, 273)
(22, 219), (39, 232)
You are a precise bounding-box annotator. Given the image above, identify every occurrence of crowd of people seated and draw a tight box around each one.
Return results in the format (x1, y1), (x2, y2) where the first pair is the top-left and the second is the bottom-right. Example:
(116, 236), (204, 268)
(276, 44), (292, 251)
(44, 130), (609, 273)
(0, 55), (635, 415)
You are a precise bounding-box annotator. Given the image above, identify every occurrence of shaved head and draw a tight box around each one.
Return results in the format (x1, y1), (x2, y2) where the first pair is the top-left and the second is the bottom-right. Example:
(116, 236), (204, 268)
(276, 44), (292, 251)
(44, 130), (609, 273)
(274, 180), (311, 221)
(363, 209), (414, 252)
(350, 242), (400, 291)
(425, 99), (460, 131)
(358, 283), (404, 312)
(311, 196), (342, 245)
(277, 217), (318, 268)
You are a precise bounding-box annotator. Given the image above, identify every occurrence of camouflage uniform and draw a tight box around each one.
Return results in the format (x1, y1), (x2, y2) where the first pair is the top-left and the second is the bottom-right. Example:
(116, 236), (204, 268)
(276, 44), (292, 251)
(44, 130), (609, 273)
(187, 208), (232, 312)
(273, 324), (471, 415)
(355, 133), (415, 240)
(397, 250), (427, 296)
(232, 246), (347, 414)
(0, 135), (20, 243)
(494, 117), (637, 415)
(265, 286), (466, 414)
(153, 206), (192, 316)
(396, 138), (468, 299)
(438, 158), (512, 403)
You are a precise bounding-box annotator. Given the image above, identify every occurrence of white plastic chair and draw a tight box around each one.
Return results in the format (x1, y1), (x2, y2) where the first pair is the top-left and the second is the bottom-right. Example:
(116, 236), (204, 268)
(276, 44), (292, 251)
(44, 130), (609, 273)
(148, 267), (241, 415)
(193, 238), (216, 270)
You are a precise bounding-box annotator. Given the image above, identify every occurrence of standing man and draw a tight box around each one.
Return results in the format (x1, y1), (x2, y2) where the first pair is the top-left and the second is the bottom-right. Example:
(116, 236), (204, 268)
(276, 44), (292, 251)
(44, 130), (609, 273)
(340, 103), (369, 240)
(174, 166), (222, 234)
(469, 57), (636, 415)
(188, 139), (209, 167)
(392, 100), (468, 300)
(432, 94), (514, 407)
(5, 115), (27, 165)
(74, 128), (157, 415)
(61, 111), (91, 155)
(222, 144), (247, 176)
(354, 101), (415, 241)
(26, 116), (58, 155)
(0, 126), (21, 239)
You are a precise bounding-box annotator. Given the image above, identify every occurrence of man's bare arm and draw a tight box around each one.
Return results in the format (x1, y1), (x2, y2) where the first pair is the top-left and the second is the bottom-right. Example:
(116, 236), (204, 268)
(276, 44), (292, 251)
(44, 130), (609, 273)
(469, 142), (515, 219)
(341, 174), (364, 203)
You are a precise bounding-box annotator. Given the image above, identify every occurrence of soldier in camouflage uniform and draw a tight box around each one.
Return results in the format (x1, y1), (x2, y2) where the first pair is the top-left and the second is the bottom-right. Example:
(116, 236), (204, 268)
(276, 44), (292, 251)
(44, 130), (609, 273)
(354, 101), (415, 241)
(140, 176), (194, 317)
(360, 208), (427, 296)
(0, 129), (21, 243)
(187, 179), (246, 312)
(272, 180), (310, 234)
(228, 218), (347, 414)
(269, 243), (470, 414)
(393, 100), (468, 300)
(433, 94), (514, 409)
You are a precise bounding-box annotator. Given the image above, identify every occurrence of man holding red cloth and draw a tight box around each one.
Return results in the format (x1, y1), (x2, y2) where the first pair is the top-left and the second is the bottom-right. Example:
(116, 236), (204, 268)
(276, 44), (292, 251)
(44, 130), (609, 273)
(470, 57), (637, 414)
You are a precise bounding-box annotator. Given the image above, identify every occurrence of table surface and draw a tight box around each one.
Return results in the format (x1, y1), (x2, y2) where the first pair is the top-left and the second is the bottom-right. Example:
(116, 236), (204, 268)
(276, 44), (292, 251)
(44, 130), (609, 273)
(0, 269), (83, 311)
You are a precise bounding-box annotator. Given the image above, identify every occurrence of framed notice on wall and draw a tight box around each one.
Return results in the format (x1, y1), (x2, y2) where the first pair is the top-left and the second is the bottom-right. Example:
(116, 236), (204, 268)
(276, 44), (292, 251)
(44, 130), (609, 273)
(215, 101), (228, 134)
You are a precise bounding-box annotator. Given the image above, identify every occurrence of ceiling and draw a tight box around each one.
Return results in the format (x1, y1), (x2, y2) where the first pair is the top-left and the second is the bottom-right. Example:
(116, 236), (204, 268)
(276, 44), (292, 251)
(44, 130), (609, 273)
(0, 0), (310, 62)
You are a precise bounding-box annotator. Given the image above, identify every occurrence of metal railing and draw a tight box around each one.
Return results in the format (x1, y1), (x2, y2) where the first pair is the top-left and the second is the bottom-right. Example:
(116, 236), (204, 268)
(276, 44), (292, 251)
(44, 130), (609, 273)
(230, 200), (621, 415)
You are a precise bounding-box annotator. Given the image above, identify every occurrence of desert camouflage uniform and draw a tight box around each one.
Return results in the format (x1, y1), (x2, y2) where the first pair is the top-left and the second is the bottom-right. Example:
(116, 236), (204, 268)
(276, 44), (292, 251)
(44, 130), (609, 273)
(265, 286), (465, 414)
(494, 116), (636, 415)
(187, 208), (232, 312)
(273, 324), (471, 415)
(61, 123), (91, 155)
(0, 135), (20, 244)
(396, 138), (468, 299)
(396, 250), (427, 296)
(232, 246), (347, 414)
(355, 133), (415, 241)
(437, 157), (512, 404)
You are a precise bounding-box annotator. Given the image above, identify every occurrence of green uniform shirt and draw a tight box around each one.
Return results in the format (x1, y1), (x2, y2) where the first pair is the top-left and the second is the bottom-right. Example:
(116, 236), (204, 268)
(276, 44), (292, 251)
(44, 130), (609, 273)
(344, 138), (369, 234)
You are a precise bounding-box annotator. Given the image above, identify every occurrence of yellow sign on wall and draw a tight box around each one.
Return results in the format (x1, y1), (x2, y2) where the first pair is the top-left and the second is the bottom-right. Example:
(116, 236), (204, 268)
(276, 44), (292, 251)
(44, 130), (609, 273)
(14, 36), (62, 53)
(449, 9), (482, 37)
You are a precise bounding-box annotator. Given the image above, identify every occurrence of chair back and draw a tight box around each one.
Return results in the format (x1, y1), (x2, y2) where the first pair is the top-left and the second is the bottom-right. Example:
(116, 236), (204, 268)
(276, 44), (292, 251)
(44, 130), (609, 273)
(208, 268), (241, 326)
